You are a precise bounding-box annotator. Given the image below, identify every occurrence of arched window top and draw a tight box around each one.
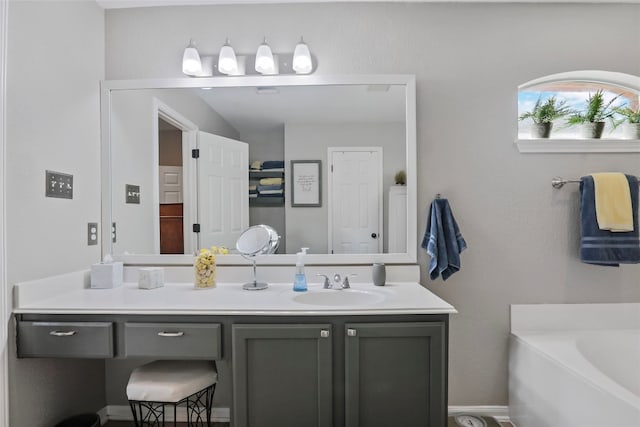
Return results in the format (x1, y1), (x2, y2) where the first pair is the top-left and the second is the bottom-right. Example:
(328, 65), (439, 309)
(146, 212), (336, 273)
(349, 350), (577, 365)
(517, 70), (640, 152)
(519, 70), (640, 93)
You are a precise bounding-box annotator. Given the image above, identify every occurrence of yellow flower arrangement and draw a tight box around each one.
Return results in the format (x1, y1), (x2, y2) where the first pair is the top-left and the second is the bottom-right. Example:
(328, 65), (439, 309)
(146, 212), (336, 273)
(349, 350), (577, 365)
(194, 246), (228, 289)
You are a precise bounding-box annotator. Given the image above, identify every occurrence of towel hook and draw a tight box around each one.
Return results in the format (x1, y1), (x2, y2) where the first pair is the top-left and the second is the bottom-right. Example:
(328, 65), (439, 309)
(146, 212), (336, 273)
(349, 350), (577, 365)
(436, 193), (441, 199)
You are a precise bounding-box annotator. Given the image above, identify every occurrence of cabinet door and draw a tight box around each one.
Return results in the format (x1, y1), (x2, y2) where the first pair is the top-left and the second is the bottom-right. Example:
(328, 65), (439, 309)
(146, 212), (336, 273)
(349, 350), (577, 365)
(232, 324), (333, 427)
(345, 322), (446, 427)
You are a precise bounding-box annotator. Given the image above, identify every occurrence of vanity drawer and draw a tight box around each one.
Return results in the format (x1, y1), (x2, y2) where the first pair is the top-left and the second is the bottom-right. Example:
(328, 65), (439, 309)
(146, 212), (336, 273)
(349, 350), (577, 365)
(124, 322), (221, 359)
(17, 321), (114, 358)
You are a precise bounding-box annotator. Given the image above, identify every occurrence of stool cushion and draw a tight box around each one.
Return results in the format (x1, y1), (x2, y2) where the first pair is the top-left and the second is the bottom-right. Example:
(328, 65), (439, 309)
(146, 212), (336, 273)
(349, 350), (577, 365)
(126, 360), (217, 403)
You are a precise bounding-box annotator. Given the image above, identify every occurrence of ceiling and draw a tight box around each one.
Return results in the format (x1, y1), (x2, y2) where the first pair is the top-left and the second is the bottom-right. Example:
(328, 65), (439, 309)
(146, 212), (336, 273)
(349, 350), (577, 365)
(97, 0), (640, 8)
(192, 84), (406, 134)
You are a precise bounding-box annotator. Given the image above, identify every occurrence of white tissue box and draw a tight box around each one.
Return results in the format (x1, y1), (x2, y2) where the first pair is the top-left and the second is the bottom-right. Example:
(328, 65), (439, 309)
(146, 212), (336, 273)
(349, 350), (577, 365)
(138, 267), (164, 289)
(90, 262), (123, 289)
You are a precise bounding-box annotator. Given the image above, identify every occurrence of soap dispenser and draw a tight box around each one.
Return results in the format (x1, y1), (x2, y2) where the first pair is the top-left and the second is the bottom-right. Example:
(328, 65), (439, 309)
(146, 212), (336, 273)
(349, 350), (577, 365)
(293, 247), (309, 292)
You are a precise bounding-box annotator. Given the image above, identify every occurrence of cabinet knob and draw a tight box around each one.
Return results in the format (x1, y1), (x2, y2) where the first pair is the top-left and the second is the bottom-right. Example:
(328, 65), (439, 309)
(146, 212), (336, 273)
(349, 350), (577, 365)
(347, 328), (357, 337)
(320, 330), (330, 338)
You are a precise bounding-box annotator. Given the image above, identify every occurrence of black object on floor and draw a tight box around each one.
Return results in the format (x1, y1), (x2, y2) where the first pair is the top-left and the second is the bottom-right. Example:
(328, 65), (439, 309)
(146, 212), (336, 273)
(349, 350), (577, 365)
(54, 413), (100, 427)
(448, 414), (501, 427)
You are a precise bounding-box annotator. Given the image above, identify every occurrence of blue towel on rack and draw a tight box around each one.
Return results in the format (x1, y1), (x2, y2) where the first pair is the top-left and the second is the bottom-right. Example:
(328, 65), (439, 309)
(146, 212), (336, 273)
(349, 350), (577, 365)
(421, 198), (467, 280)
(580, 174), (640, 266)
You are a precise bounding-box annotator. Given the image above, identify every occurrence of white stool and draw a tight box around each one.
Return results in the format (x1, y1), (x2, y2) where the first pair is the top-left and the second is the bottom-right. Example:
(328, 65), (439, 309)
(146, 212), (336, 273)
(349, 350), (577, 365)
(126, 360), (218, 427)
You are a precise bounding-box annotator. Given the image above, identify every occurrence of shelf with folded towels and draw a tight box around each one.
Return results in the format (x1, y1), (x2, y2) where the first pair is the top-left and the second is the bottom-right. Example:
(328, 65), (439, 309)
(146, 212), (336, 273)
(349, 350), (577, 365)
(249, 166), (285, 206)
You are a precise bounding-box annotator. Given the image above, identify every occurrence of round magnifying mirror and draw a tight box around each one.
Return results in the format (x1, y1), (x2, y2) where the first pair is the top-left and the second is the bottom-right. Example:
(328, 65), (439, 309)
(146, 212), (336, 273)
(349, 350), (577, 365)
(236, 225), (280, 290)
(236, 224), (279, 257)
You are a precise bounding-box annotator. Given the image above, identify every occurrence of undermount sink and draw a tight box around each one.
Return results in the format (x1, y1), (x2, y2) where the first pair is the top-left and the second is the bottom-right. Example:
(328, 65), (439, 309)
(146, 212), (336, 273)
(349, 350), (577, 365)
(292, 289), (386, 306)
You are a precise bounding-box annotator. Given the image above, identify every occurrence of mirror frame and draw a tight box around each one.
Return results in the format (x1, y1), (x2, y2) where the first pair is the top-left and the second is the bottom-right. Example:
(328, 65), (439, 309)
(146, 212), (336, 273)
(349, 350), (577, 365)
(101, 74), (417, 265)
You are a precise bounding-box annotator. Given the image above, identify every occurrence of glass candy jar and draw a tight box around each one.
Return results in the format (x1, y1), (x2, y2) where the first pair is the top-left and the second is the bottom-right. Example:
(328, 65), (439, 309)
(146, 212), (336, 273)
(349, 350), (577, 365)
(194, 248), (216, 289)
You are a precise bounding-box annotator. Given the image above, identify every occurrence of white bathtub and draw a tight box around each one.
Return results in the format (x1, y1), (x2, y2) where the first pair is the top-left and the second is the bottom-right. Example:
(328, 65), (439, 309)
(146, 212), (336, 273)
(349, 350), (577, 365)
(509, 304), (640, 427)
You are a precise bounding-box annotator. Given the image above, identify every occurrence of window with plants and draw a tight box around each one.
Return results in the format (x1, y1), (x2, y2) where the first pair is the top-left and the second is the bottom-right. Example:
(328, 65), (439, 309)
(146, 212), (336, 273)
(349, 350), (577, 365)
(518, 81), (640, 140)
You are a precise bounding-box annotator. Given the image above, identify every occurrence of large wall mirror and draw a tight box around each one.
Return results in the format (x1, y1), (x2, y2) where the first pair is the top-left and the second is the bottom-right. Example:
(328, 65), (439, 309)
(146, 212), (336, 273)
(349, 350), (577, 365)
(101, 75), (416, 265)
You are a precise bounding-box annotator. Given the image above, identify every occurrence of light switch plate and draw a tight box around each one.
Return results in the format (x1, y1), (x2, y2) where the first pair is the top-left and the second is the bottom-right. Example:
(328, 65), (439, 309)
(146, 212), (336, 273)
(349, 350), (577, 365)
(126, 184), (140, 204)
(46, 170), (73, 199)
(88, 222), (98, 246)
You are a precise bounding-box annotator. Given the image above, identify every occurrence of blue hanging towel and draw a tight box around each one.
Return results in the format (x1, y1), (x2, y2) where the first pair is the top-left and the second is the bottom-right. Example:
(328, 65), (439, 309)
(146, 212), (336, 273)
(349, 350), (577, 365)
(580, 174), (640, 266)
(421, 198), (467, 280)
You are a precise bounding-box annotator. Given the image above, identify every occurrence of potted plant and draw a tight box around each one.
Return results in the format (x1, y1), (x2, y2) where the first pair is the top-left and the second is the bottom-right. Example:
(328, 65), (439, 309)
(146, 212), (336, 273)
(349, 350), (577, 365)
(613, 105), (640, 139)
(518, 96), (571, 138)
(566, 90), (621, 139)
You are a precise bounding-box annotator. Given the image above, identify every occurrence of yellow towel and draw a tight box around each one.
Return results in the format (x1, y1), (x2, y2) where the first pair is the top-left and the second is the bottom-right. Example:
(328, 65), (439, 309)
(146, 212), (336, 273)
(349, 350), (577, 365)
(259, 177), (283, 186)
(250, 160), (262, 170)
(591, 173), (633, 232)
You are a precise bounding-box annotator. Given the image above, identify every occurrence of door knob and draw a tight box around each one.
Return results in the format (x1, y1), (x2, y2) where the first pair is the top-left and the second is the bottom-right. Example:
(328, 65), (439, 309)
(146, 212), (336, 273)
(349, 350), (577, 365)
(371, 233), (378, 239)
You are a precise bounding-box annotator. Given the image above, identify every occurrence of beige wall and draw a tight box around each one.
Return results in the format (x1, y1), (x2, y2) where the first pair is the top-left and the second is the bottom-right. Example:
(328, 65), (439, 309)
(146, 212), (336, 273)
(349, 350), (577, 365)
(104, 2), (640, 407)
(6, 1), (106, 425)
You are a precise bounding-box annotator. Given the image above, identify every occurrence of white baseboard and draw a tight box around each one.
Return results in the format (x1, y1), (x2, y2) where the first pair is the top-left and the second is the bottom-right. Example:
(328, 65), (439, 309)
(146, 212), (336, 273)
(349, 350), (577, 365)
(449, 405), (511, 423)
(103, 405), (230, 423)
(102, 404), (509, 425)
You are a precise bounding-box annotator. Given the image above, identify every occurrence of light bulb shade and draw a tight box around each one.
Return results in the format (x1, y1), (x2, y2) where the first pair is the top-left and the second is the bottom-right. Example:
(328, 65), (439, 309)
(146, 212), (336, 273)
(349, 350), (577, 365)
(182, 45), (202, 76)
(255, 42), (275, 74)
(292, 41), (313, 74)
(218, 44), (238, 75)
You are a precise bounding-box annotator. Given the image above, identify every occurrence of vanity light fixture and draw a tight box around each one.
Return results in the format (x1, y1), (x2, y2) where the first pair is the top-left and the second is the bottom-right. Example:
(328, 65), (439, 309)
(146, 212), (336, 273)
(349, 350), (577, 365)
(182, 39), (202, 76)
(255, 37), (276, 75)
(218, 38), (238, 75)
(181, 37), (314, 77)
(292, 37), (313, 74)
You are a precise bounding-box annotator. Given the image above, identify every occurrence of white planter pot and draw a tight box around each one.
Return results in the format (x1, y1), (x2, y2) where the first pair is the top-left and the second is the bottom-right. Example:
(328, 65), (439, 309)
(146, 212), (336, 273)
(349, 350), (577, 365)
(578, 122), (605, 139)
(531, 123), (552, 138)
(621, 122), (640, 140)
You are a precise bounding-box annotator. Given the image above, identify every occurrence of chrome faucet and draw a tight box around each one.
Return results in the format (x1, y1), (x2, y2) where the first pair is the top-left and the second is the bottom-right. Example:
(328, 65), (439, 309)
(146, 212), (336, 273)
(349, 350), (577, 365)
(317, 273), (357, 290)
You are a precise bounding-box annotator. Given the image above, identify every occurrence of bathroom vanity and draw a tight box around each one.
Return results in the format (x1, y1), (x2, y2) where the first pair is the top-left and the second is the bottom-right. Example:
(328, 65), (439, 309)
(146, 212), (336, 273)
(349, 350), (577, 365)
(13, 269), (455, 427)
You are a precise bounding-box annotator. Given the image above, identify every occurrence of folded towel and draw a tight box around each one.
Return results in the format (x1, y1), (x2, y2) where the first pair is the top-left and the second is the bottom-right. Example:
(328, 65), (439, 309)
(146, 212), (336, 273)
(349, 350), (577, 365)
(249, 185), (257, 191)
(259, 189), (284, 195)
(257, 184), (283, 193)
(250, 160), (262, 171)
(421, 198), (467, 281)
(262, 160), (284, 170)
(257, 193), (283, 198)
(580, 174), (640, 266)
(591, 173), (633, 232)
(259, 177), (283, 186)
(249, 193), (258, 198)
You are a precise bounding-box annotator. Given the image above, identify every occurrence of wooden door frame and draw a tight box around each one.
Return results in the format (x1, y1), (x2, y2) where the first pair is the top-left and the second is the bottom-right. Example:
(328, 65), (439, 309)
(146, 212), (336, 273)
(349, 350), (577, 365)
(152, 98), (198, 254)
(327, 147), (383, 254)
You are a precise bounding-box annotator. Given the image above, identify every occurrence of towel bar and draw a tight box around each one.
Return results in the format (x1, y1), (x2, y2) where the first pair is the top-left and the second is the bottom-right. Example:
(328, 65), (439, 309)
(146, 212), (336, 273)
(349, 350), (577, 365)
(552, 176), (640, 189)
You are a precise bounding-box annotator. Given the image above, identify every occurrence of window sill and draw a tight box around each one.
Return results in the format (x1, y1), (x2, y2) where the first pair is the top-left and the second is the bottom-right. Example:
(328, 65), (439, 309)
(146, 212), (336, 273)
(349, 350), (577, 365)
(515, 139), (640, 153)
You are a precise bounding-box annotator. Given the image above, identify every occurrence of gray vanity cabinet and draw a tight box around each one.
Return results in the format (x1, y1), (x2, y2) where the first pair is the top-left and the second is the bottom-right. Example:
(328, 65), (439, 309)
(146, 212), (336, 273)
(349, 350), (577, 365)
(231, 324), (334, 427)
(344, 322), (447, 427)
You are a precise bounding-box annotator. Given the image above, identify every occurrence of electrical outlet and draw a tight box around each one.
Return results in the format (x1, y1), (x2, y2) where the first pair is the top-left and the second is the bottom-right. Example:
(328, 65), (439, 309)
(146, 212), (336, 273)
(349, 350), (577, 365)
(112, 222), (117, 243)
(87, 222), (98, 246)
(126, 184), (140, 204)
(46, 170), (73, 199)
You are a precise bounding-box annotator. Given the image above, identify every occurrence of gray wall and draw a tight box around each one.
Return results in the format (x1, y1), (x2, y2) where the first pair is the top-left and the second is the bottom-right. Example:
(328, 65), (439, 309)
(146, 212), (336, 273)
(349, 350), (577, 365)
(110, 88), (238, 255)
(104, 2), (640, 407)
(6, 1), (106, 425)
(285, 122), (405, 254)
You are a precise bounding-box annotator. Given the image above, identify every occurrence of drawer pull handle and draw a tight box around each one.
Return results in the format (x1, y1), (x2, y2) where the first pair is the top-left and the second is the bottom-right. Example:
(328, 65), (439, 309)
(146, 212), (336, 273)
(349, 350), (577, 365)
(157, 331), (184, 337)
(49, 330), (77, 337)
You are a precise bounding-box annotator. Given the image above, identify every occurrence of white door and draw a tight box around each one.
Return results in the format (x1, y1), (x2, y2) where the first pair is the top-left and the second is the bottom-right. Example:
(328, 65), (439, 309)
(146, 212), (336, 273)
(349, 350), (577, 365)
(329, 148), (383, 254)
(198, 131), (249, 249)
(158, 165), (183, 204)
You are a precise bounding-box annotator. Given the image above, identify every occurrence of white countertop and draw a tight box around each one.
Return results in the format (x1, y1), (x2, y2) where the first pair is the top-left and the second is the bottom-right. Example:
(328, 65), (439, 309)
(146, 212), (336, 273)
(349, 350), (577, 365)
(13, 272), (456, 316)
